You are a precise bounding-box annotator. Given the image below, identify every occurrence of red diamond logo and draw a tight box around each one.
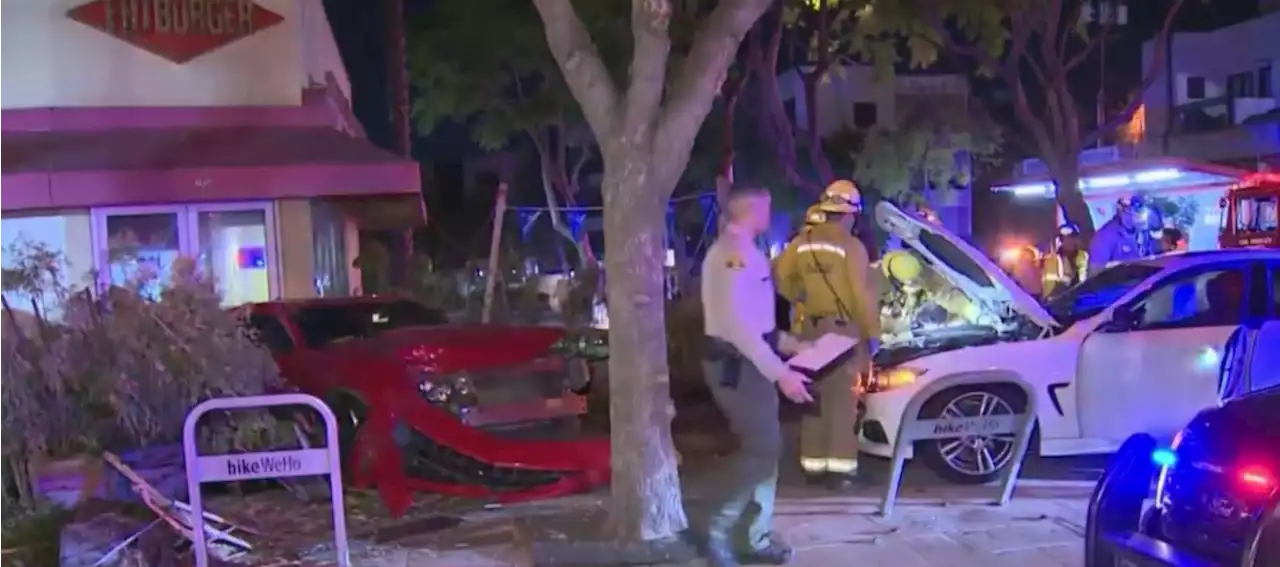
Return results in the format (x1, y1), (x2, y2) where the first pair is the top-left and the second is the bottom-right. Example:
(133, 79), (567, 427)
(67, 0), (285, 64)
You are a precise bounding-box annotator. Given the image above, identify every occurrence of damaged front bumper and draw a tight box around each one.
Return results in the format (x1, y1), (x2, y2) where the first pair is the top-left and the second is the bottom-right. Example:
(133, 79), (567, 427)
(350, 388), (609, 517)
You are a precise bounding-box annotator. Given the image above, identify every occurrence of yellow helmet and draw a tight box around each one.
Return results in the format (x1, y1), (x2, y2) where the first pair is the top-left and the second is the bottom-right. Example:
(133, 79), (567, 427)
(817, 180), (862, 214)
(882, 250), (922, 284)
(804, 205), (827, 226)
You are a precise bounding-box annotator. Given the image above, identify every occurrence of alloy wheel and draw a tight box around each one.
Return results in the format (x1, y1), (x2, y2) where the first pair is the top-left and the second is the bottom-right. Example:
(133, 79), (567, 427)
(935, 391), (1017, 477)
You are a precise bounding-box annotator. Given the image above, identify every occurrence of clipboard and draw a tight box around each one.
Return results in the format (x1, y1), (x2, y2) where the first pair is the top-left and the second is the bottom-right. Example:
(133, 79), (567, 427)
(786, 333), (859, 379)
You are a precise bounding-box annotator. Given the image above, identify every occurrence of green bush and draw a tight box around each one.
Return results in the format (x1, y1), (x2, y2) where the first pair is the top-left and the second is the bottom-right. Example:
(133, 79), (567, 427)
(1, 241), (287, 508)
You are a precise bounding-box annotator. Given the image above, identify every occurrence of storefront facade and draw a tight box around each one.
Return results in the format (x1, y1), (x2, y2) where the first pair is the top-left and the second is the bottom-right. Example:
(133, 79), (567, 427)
(1, 0), (421, 310)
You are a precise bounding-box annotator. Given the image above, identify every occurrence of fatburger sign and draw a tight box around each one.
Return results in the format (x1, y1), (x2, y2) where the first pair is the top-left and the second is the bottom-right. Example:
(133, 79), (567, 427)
(67, 0), (285, 64)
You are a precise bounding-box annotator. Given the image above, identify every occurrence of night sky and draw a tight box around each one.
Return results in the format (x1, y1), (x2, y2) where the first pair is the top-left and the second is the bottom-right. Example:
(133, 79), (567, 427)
(329, 0), (1262, 164)
(323, 0), (1263, 253)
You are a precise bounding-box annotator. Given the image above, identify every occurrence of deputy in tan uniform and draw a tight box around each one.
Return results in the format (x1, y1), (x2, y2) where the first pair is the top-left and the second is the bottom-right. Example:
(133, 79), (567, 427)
(774, 180), (879, 490)
(701, 184), (813, 567)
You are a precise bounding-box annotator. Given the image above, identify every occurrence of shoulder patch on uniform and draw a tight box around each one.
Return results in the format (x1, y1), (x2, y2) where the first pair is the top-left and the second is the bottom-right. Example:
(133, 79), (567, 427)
(725, 252), (746, 270)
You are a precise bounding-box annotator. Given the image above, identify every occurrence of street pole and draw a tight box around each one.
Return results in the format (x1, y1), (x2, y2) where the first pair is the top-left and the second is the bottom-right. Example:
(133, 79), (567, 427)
(1098, 37), (1107, 148)
(1091, 1), (1128, 148)
(481, 183), (509, 324)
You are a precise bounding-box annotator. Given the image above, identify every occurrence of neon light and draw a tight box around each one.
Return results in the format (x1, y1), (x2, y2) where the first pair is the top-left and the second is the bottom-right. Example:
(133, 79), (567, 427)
(1084, 175), (1131, 189)
(1132, 169), (1181, 183)
(1152, 448), (1177, 468)
(997, 169), (1186, 196)
(1009, 183), (1054, 196)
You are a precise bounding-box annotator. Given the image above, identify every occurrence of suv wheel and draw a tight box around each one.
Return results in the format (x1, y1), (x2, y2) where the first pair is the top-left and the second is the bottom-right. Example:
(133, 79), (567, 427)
(916, 386), (1030, 485)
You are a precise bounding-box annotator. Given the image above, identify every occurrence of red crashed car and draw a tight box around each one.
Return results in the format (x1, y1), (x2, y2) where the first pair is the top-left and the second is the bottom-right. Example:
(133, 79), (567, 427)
(237, 296), (609, 515)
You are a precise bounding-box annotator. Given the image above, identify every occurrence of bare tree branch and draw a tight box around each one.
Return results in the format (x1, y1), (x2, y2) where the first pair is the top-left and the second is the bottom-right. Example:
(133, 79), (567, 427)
(625, 0), (673, 143)
(1040, 0), (1066, 66)
(571, 144), (593, 190)
(532, 0), (620, 140)
(654, 0), (772, 177)
(1081, 0), (1187, 147)
(1063, 8), (1114, 72)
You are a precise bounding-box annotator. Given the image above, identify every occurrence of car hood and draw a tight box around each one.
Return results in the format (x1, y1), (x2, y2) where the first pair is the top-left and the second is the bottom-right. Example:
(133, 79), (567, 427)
(364, 325), (566, 373)
(875, 202), (1057, 330)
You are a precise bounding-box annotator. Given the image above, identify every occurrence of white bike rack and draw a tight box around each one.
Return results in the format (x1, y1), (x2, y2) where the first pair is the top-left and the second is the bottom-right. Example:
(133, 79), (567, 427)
(879, 372), (1038, 517)
(183, 393), (349, 567)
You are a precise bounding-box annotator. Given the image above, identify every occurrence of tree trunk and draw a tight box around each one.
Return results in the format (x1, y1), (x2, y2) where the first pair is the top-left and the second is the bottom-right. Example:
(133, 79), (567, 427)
(802, 76), (835, 184)
(600, 150), (686, 541)
(383, 0), (413, 287)
(384, 0), (411, 157)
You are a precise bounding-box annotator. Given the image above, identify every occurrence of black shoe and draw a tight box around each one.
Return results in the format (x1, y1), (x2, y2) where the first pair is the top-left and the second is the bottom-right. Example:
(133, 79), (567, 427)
(824, 474), (858, 492)
(705, 541), (742, 567)
(738, 535), (794, 565)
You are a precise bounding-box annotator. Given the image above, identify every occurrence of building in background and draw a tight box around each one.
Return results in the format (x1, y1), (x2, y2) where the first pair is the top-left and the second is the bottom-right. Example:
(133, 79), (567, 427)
(777, 65), (977, 239)
(1, 0), (423, 312)
(990, 7), (1278, 251)
(1137, 7), (1279, 169)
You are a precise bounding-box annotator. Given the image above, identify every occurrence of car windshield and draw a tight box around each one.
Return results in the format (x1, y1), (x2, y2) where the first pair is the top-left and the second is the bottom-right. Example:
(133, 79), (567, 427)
(291, 300), (448, 348)
(1045, 263), (1161, 326)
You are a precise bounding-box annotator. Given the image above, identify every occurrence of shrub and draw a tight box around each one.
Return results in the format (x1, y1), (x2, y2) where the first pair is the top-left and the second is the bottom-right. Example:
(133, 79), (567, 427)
(1, 241), (287, 507)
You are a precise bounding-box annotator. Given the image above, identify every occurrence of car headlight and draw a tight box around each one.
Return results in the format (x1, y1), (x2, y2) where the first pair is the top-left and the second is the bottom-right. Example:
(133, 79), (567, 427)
(865, 366), (926, 393)
(413, 370), (478, 415)
(1155, 428), (1187, 507)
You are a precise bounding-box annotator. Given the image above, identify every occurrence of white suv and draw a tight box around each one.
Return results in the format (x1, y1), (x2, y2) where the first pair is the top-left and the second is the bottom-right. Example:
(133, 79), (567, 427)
(862, 202), (1280, 483)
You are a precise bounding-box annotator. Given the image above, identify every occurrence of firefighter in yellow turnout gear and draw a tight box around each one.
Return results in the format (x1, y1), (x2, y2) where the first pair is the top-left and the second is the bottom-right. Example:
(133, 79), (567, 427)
(774, 181), (880, 490)
(1042, 223), (1089, 298)
(780, 205), (831, 331)
(878, 249), (985, 331)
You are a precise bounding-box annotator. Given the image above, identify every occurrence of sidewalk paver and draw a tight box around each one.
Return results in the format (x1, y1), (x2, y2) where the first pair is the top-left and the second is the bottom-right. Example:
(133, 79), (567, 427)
(263, 483), (1091, 567)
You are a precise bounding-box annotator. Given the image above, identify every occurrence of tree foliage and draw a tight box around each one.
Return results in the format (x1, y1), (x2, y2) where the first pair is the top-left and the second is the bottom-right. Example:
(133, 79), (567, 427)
(408, 0), (630, 266)
(850, 94), (1003, 204)
(925, 0), (1190, 235)
(750, 0), (1006, 194)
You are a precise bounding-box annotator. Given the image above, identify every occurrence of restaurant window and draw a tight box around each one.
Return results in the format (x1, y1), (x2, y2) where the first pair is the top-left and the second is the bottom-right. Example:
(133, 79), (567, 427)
(1227, 72), (1256, 98)
(311, 201), (350, 297)
(1259, 65), (1273, 98)
(1, 212), (93, 320)
(1185, 76), (1206, 100)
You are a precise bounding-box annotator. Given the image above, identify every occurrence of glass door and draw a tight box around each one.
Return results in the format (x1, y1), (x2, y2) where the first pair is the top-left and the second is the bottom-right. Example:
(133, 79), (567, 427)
(187, 202), (278, 307)
(91, 206), (189, 300)
(91, 202), (279, 306)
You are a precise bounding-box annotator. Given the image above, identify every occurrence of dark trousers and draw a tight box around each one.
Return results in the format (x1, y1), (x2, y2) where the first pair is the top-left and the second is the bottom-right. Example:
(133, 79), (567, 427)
(699, 358), (781, 552)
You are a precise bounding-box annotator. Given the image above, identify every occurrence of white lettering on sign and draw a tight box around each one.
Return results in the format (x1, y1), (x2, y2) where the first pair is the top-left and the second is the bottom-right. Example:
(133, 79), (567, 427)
(906, 414), (1020, 440)
(195, 448), (329, 482)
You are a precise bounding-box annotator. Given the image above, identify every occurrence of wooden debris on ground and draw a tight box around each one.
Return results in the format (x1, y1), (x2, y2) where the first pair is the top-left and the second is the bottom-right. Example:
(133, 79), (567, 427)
(102, 452), (256, 562)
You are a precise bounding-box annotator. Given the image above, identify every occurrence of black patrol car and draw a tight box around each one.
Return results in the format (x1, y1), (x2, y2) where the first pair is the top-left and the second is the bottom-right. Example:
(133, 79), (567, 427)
(1085, 385), (1280, 566)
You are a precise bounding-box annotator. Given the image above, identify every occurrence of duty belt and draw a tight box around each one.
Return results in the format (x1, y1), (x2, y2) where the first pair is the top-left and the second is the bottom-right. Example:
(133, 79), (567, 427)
(700, 331), (783, 390)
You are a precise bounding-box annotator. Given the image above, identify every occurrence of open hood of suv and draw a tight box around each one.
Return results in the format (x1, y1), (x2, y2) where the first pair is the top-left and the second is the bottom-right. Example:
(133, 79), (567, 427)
(875, 202), (1057, 330)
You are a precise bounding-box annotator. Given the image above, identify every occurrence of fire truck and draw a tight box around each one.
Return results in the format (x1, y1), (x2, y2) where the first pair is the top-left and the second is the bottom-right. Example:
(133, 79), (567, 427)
(1219, 172), (1280, 249)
